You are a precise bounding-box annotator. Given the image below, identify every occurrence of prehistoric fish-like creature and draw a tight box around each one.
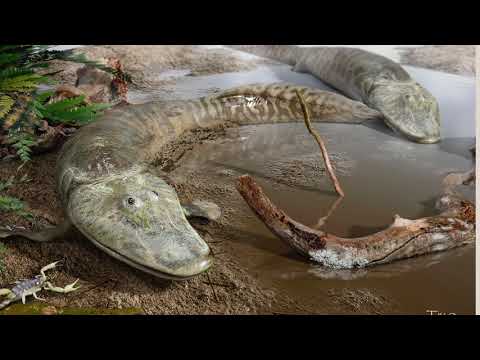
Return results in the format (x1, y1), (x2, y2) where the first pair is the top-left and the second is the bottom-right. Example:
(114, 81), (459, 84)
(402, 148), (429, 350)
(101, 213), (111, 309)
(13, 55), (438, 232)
(228, 45), (441, 144)
(1, 83), (381, 280)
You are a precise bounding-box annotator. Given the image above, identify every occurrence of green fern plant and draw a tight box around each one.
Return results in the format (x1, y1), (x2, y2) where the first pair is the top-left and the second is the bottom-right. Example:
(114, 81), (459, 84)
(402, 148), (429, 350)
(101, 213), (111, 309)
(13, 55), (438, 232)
(0, 195), (33, 220)
(8, 131), (36, 163)
(0, 173), (34, 228)
(0, 46), (54, 124)
(0, 45), (116, 163)
(32, 92), (110, 127)
(0, 177), (14, 192)
(0, 95), (14, 118)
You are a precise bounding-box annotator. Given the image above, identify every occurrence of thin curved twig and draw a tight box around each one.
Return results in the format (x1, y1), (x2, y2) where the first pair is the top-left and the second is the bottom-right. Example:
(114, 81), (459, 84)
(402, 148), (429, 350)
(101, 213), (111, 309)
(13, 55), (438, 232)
(295, 90), (344, 197)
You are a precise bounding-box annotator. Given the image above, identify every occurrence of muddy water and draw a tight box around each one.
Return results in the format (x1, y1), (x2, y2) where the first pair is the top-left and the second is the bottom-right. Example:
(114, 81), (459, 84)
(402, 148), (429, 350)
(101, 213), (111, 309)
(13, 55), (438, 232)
(135, 62), (475, 314)
(175, 123), (474, 315)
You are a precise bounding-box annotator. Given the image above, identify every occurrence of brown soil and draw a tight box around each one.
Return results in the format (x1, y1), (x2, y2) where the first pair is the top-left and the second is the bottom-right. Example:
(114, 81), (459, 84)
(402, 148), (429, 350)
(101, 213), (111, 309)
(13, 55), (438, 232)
(326, 288), (396, 315)
(47, 45), (274, 89)
(397, 45), (476, 76)
(0, 153), (294, 314)
(163, 133), (396, 315)
(0, 45), (401, 315)
(0, 124), (391, 315)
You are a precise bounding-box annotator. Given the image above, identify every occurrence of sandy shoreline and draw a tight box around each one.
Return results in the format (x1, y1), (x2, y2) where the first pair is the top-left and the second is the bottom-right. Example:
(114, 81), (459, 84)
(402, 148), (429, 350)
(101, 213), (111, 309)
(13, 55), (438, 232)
(397, 45), (475, 76)
(0, 131), (362, 315)
(51, 45), (476, 77)
(0, 45), (475, 315)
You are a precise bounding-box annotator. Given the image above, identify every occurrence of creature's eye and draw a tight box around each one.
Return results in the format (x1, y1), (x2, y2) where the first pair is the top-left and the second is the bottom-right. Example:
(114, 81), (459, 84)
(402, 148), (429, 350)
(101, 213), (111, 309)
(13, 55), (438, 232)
(124, 196), (139, 207)
(123, 196), (144, 209)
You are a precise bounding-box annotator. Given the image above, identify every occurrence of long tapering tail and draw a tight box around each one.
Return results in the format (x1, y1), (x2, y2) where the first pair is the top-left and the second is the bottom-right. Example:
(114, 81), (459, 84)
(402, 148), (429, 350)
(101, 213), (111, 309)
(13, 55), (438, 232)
(0, 295), (15, 311)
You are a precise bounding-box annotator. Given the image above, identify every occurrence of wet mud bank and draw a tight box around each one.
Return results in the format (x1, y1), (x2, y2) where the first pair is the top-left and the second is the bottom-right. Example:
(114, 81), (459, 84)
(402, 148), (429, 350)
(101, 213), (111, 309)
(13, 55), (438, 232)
(48, 45), (275, 90)
(0, 148), (347, 315)
(397, 45), (476, 76)
(1, 45), (476, 315)
(167, 123), (475, 315)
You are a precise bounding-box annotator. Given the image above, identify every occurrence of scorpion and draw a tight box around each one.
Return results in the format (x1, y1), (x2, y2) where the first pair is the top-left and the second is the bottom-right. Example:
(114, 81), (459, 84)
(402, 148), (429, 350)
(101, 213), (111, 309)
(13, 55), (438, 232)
(0, 261), (81, 310)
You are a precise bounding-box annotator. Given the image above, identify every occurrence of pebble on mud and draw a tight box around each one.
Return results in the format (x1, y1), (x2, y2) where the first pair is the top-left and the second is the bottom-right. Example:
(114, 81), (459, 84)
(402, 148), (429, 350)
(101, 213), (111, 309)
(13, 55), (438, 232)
(41, 306), (58, 315)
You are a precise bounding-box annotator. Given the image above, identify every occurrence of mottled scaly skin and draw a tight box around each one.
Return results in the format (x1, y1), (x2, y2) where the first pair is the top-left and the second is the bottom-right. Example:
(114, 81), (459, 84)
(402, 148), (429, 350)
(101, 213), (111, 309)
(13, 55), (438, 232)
(55, 83), (381, 280)
(229, 46), (441, 144)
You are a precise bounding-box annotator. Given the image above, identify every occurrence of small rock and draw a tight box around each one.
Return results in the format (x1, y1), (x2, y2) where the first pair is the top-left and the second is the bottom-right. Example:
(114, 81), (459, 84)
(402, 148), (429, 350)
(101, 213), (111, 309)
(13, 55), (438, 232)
(41, 306), (58, 315)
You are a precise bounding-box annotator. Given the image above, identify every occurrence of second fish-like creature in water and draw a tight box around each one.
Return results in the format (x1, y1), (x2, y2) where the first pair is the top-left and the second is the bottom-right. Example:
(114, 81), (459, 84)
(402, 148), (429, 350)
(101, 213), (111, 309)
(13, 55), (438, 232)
(229, 45), (441, 144)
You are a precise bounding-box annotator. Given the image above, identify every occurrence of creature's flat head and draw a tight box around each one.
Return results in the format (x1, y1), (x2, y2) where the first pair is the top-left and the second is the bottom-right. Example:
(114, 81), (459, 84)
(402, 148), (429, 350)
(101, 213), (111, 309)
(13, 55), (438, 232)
(370, 79), (441, 144)
(67, 171), (212, 280)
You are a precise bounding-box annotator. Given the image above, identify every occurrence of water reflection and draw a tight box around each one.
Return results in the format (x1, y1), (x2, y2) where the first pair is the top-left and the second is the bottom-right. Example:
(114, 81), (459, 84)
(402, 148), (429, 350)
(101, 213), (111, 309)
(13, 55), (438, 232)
(159, 63), (475, 313)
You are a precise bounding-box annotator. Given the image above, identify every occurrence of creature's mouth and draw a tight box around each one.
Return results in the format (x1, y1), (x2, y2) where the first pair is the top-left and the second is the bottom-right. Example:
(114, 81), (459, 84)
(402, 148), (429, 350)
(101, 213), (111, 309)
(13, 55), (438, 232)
(382, 113), (441, 144)
(85, 234), (213, 281)
(415, 137), (441, 144)
(369, 81), (441, 145)
(67, 176), (214, 281)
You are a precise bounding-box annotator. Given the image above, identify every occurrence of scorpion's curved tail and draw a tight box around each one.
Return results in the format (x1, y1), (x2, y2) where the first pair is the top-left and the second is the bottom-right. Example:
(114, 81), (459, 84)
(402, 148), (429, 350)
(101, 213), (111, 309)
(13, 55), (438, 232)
(0, 293), (15, 311)
(0, 300), (10, 310)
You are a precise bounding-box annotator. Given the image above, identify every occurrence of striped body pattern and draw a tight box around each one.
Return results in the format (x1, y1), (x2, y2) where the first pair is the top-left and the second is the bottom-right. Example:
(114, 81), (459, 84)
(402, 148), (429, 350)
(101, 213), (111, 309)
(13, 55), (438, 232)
(229, 46), (441, 144)
(56, 83), (380, 205)
(55, 82), (381, 280)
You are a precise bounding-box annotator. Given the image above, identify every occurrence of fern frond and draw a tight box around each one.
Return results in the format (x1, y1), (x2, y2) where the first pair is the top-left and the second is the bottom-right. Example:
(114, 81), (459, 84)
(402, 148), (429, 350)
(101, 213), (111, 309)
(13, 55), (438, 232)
(10, 132), (36, 163)
(44, 106), (94, 125)
(33, 90), (54, 104)
(43, 95), (86, 113)
(0, 67), (35, 80)
(34, 94), (110, 126)
(0, 95), (15, 119)
(5, 96), (37, 132)
(0, 45), (121, 163)
(0, 195), (33, 219)
(0, 52), (22, 67)
(0, 73), (49, 92)
(0, 194), (26, 212)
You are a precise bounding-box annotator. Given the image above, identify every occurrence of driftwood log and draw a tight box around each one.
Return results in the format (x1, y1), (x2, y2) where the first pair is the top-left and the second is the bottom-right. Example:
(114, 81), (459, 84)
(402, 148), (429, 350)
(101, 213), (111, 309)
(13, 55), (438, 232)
(235, 169), (475, 269)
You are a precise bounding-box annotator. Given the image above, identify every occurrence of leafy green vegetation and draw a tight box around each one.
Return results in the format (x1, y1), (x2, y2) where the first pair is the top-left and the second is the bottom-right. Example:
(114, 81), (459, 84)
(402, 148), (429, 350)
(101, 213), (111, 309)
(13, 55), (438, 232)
(0, 45), (116, 162)
(0, 46), (124, 275)
(0, 173), (33, 222)
(32, 91), (111, 127)
(0, 176), (14, 192)
(0, 195), (33, 220)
